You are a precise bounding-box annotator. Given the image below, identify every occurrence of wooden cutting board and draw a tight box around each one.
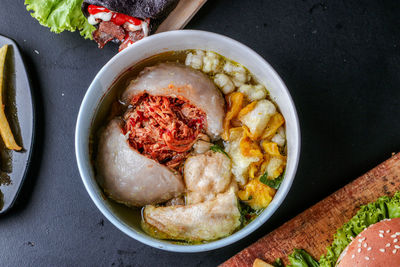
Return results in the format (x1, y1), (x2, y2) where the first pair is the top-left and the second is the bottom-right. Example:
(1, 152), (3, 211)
(221, 152), (400, 266)
(156, 0), (208, 33)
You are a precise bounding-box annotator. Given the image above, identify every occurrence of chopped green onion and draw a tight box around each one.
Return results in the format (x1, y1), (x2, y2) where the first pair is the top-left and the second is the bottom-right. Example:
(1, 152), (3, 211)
(210, 144), (230, 158)
(259, 172), (283, 189)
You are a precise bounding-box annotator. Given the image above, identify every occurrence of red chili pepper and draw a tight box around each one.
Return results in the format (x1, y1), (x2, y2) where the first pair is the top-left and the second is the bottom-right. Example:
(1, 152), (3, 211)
(112, 13), (142, 26)
(88, 5), (110, 14)
(88, 5), (142, 26)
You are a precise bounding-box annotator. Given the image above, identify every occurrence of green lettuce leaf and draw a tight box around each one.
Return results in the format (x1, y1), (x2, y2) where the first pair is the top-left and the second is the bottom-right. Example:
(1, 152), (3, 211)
(25, 0), (95, 39)
(287, 249), (319, 267)
(387, 191), (400, 218)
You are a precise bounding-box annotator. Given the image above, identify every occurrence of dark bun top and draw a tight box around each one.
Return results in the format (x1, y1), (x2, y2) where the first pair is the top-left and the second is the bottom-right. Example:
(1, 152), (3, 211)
(337, 217), (400, 267)
(82, 0), (179, 19)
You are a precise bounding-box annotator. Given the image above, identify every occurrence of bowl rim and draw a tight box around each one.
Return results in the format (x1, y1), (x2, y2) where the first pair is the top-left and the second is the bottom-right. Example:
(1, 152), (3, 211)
(75, 29), (301, 253)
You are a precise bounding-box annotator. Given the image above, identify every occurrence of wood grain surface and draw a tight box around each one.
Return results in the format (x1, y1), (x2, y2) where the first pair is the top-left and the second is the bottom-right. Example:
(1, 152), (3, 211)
(156, 0), (208, 33)
(222, 153), (400, 266)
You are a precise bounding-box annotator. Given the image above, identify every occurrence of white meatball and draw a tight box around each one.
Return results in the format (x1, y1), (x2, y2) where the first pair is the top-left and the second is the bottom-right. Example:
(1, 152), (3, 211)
(223, 63), (249, 87)
(232, 63), (247, 73)
(185, 50), (204, 70)
(238, 84), (268, 101)
(185, 53), (203, 70)
(223, 61), (236, 74)
(214, 73), (235, 94)
(96, 119), (185, 207)
(232, 71), (249, 87)
(223, 62), (246, 75)
(202, 51), (220, 73)
(195, 49), (205, 56)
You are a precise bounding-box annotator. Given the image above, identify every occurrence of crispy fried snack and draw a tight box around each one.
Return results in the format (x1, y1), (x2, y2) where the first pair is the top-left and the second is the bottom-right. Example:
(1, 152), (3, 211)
(0, 45), (21, 151)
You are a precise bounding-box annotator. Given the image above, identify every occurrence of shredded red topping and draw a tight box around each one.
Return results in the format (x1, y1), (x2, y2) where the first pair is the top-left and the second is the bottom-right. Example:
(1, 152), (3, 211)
(124, 93), (206, 168)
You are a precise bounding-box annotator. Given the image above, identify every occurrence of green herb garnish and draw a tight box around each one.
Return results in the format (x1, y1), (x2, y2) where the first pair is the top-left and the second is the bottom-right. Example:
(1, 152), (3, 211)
(259, 172), (284, 189)
(239, 202), (262, 226)
(210, 144), (230, 158)
(273, 258), (284, 267)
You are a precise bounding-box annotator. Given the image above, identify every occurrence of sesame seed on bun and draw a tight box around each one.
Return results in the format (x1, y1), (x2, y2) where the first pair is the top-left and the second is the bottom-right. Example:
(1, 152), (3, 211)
(337, 217), (400, 267)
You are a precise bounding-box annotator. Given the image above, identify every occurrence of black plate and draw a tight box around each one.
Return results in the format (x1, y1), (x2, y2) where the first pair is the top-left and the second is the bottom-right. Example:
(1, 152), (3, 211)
(0, 35), (35, 214)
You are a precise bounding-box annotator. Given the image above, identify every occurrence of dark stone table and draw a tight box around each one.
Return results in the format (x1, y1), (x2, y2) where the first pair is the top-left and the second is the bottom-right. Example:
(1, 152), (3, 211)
(0, 0), (399, 266)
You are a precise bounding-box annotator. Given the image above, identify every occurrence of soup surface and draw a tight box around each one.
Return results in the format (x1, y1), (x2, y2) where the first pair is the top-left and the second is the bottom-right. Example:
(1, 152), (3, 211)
(91, 50), (287, 244)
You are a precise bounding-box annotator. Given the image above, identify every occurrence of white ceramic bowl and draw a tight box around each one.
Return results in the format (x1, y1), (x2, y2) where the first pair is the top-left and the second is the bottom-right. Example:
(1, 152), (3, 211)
(75, 30), (300, 252)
